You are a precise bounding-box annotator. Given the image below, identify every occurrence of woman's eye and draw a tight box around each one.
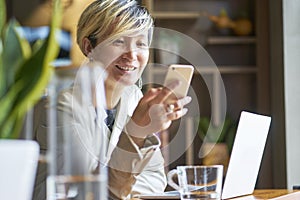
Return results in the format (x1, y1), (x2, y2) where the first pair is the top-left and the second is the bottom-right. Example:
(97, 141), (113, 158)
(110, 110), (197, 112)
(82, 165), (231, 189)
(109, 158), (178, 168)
(137, 41), (148, 48)
(113, 39), (124, 46)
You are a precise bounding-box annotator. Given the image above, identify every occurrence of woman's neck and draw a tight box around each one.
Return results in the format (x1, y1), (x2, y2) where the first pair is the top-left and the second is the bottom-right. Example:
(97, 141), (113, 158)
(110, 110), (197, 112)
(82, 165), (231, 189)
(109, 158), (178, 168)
(104, 80), (124, 110)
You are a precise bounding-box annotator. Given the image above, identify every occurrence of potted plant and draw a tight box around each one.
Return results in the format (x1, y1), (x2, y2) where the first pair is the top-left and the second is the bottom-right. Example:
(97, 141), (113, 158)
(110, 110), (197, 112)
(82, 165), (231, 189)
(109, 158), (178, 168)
(197, 116), (237, 174)
(0, 0), (62, 139)
(0, 1), (62, 198)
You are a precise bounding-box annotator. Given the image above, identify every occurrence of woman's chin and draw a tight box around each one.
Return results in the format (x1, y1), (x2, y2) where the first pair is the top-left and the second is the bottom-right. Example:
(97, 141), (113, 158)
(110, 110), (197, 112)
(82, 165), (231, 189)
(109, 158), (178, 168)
(117, 75), (138, 86)
(112, 77), (136, 87)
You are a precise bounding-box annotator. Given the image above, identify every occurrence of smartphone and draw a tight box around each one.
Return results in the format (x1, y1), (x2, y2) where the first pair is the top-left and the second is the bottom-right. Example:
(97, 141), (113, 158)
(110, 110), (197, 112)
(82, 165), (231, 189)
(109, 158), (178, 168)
(163, 64), (194, 98)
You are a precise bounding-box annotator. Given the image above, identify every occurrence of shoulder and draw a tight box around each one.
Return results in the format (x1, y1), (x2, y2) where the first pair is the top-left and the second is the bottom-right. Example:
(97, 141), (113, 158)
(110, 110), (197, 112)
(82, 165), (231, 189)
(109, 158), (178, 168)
(57, 87), (74, 107)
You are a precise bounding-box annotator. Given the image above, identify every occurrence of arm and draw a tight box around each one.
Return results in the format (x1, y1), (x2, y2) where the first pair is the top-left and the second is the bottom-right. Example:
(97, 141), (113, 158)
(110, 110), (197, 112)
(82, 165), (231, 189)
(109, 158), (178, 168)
(105, 84), (192, 199)
(107, 132), (166, 199)
(131, 149), (167, 196)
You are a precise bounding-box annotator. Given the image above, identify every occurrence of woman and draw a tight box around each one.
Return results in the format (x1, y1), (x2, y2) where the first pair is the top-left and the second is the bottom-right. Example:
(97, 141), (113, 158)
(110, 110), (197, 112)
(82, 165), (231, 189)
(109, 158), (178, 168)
(33, 0), (192, 199)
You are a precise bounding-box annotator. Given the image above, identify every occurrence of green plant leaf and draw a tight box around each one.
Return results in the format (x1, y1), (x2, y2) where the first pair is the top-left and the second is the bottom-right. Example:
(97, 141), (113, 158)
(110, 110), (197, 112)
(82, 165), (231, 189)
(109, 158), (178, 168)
(10, 40), (56, 124)
(0, 0), (4, 97)
(0, 80), (23, 128)
(1, 20), (31, 95)
(225, 123), (237, 153)
(0, 0), (62, 138)
(0, 0), (6, 35)
(198, 117), (210, 141)
(0, 57), (4, 98)
(217, 117), (232, 142)
(8, 0), (61, 138)
(197, 116), (237, 149)
(0, 108), (24, 139)
(0, 21), (33, 139)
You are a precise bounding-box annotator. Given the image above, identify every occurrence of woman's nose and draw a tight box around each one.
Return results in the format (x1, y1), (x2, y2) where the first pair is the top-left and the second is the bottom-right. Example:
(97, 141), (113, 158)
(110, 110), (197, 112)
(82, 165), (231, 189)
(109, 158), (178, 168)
(122, 46), (138, 61)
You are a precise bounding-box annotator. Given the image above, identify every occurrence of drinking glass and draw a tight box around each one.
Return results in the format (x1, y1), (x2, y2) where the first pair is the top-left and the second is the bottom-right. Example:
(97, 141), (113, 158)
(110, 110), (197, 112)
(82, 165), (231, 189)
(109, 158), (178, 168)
(167, 165), (223, 200)
(46, 63), (108, 200)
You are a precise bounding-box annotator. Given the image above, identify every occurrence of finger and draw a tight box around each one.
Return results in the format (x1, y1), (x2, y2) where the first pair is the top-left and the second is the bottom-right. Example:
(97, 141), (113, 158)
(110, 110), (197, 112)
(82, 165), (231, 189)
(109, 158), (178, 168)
(165, 96), (192, 113)
(149, 80), (181, 105)
(166, 104), (175, 113)
(176, 96), (192, 108)
(140, 87), (163, 103)
(167, 108), (188, 120)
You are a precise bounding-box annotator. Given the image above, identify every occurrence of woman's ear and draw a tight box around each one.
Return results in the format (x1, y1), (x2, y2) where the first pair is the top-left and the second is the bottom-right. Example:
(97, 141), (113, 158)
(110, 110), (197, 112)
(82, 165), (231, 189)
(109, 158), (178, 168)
(82, 37), (93, 56)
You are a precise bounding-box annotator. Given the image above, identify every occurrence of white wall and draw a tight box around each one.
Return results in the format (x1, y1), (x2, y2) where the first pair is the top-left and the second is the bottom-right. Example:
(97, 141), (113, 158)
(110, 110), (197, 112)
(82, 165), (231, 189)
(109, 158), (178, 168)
(283, 0), (300, 189)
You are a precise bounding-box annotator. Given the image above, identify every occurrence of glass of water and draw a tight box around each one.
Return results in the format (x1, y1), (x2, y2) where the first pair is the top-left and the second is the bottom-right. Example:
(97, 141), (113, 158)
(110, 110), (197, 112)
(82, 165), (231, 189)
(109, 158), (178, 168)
(46, 63), (108, 200)
(167, 165), (223, 200)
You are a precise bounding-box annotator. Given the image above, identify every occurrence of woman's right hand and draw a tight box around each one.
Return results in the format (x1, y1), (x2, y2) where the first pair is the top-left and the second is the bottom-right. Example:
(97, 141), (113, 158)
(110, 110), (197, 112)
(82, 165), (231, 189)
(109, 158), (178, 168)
(125, 80), (192, 143)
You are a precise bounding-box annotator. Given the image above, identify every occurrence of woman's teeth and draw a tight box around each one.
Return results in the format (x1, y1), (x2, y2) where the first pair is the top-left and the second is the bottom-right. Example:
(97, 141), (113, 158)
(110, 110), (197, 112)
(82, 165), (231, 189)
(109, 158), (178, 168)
(116, 65), (136, 71)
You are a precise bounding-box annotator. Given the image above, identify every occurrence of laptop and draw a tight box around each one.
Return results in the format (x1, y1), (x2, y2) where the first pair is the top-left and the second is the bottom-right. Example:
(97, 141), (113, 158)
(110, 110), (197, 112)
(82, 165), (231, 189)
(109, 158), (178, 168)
(134, 111), (272, 199)
(0, 140), (40, 200)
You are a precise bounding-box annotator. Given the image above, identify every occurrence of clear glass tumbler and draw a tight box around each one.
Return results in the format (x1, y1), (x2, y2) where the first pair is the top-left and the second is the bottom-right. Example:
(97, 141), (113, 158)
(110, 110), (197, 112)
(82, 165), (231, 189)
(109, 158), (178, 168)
(46, 63), (108, 200)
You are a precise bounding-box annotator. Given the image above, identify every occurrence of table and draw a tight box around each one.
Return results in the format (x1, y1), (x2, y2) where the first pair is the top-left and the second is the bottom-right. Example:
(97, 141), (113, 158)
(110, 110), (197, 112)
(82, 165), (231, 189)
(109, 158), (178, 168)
(232, 189), (300, 199)
(133, 189), (300, 200)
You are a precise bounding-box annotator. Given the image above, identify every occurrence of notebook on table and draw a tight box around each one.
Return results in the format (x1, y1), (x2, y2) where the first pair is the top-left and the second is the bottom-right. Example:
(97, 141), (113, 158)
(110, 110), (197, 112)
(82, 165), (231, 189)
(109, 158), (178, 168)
(134, 111), (272, 199)
(0, 140), (40, 200)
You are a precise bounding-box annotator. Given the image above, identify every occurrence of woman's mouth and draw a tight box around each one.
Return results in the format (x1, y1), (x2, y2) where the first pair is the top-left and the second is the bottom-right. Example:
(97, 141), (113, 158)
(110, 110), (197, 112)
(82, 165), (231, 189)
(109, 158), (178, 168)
(115, 65), (137, 71)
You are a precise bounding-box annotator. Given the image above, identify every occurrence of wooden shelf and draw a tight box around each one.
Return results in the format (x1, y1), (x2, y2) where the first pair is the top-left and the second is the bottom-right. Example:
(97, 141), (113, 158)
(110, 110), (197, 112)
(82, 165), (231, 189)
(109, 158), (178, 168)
(196, 66), (257, 74)
(152, 11), (202, 19)
(149, 66), (257, 75)
(206, 36), (256, 45)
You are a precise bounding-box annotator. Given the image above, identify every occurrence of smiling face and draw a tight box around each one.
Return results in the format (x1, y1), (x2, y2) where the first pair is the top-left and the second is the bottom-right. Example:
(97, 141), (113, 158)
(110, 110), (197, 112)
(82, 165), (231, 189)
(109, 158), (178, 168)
(77, 0), (153, 90)
(89, 31), (150, 87)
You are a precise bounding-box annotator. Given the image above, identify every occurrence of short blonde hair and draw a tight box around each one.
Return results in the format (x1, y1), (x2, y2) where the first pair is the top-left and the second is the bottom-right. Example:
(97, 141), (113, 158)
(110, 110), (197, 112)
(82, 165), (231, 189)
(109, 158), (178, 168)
(77, 0), (153, 54)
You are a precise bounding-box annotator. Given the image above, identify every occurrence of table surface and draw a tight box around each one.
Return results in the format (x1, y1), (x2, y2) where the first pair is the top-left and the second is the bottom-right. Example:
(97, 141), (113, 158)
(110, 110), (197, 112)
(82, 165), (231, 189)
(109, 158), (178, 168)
(233, 189), (300, 199)
(132, 189), (300, 200)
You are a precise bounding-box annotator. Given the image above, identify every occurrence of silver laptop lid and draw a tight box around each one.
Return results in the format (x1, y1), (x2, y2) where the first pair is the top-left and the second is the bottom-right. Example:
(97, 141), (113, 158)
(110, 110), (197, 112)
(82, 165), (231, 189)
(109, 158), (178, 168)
(0, 140), (40, 200)
(221, 111), (271, 199)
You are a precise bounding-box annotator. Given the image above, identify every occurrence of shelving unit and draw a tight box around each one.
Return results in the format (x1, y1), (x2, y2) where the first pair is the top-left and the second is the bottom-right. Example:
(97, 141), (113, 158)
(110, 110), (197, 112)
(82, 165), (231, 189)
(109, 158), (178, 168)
(141, 0), (271, 174)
